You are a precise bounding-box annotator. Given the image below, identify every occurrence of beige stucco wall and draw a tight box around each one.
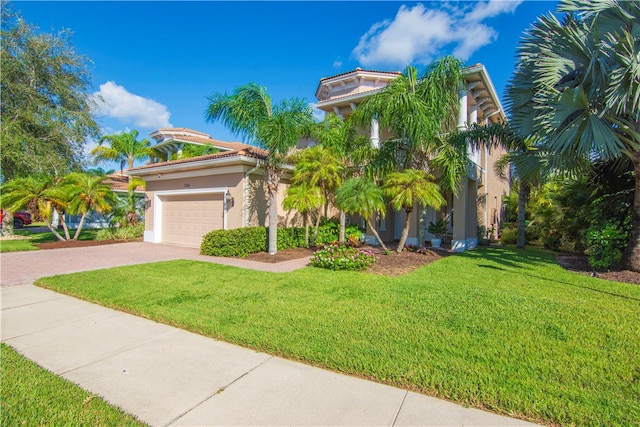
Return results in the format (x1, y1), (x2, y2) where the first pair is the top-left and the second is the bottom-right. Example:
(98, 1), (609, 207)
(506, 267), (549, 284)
(479, 145), (510, 239)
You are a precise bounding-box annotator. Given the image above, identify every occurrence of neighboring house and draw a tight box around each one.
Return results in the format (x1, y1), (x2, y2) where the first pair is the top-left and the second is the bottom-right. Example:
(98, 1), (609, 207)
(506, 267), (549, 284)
(131, 65), (508, 250)
(64, 174), (145, 229)
(314, 65), (509, 251)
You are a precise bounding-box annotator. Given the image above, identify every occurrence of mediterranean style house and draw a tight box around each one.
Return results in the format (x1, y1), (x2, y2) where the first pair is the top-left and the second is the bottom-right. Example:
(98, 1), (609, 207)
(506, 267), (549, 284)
(314, 65), (509, 251)
(130, 64), (509, 250)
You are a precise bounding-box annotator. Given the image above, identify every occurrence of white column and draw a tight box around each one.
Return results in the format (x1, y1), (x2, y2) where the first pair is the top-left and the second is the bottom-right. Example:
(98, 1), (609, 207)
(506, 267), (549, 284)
(370, 118), (380, 149)
(333, 106), (343, 119)
(457, 89), (468, 130)
(452, 179), (468, 252)
(468, 105), (480, 165)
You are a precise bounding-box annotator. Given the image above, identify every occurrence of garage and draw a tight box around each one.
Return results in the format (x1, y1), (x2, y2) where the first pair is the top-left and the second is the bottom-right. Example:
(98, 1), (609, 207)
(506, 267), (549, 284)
(159, 193), (224, 247)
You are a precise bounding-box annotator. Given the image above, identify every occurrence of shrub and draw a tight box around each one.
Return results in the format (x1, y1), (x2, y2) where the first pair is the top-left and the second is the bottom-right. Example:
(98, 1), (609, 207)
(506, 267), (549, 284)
(499, 226), (518, 245)
(200, 226), (307, 257)
(310, 244), (378, 271)
(314, 218), (364, 245)
(201, 227), (267, 257)
(95, 224), (144, 241)
(276, 227), (306, 250)
(585, 223), (629, 271)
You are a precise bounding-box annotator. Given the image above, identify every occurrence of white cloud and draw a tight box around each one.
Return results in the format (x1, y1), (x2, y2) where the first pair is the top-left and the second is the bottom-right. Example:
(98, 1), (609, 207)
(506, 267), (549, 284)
(353, 1), (523, 67)
(333, 56), (343, 68)
(93, 81), (172, 129)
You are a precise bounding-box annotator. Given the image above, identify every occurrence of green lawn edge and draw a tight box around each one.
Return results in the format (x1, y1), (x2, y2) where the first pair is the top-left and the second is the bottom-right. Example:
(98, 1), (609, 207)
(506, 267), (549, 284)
(1, 343), (147, 426)
(35, 246), (640, 426)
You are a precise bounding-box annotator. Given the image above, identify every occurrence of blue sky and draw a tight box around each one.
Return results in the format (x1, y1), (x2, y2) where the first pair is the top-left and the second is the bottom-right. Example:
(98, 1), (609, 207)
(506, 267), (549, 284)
(15, 1), (558, 169)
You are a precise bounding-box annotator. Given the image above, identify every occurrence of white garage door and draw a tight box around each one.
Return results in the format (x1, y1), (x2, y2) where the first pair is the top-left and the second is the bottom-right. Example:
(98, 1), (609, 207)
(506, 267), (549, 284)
(160, 193), (224, 247)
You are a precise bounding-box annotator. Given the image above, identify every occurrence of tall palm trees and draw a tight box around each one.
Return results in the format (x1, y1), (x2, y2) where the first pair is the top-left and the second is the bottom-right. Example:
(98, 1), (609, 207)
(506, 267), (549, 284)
(507, 0), (640, 271)
(347, 57), (468, 249)
(91, 130), (151, 173)
(205, 83), (313, 254)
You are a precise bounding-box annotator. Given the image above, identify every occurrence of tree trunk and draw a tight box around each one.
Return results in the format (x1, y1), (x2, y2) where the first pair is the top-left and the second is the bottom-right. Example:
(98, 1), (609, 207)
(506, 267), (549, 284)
(58, 210), (71, 241)
(366, 219), (389, 252)
(46, 221), (66, 241)
(339, 210), (346, 244)
(312, 208), (322, 244)
(73, 213), (87, 240)
(621, 152), (640, 272)
(304, 212), (309, 248)
(266, 165), (283, 255)
(1, 211), (14, 237)
(517, 183), (528, 249)
(396, 208), (413, 253)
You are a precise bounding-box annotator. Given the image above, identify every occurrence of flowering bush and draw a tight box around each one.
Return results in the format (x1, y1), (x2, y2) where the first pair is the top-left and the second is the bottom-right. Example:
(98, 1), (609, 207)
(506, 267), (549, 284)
(310, 244), (379, 271)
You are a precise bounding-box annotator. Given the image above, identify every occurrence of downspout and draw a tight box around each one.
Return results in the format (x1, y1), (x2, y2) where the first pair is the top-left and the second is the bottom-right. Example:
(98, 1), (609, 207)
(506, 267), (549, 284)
(244, 162), (261, 227)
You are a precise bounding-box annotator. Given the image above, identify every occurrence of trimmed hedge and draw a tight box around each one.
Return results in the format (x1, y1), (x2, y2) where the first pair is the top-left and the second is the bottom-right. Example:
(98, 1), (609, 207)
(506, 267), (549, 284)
(200, 226), (306, 257)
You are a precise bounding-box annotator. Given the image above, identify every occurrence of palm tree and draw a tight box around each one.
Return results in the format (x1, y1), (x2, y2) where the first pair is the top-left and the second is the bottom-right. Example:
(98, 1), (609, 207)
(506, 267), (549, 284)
(290, 145), (344, 242)
(310, 114), (371, 242)
(336, 177), (389, 252)
(383, 169), (445, 252)
(283, 182), (322, 247)
(0, 175), (70, 241)
(91, 130), (151, 173)
(63, 172), (115, 239)
(507, 0), (640, 270)
(205, 83), (313, 254)
(350, 57), (466, 187)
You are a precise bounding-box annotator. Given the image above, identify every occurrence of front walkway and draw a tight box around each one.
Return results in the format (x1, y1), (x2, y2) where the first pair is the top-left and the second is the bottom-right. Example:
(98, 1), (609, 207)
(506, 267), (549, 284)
(1, 243), (537, 426)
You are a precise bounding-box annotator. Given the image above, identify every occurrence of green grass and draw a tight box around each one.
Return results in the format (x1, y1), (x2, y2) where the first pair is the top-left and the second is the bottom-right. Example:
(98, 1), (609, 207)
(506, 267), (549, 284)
(36, 247), (640, 426)
(0, 228), (100, 252)
(1, 344), (147, 426)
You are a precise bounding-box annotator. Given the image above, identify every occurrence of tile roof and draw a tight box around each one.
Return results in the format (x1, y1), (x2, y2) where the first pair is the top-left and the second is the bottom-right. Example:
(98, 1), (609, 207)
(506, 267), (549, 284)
(169, 134), (251, 150)
(130, 147), (268, 171)
(104, 174), (144, 192)
(154, 127), (210, 137)
(320, 68), (402, 82)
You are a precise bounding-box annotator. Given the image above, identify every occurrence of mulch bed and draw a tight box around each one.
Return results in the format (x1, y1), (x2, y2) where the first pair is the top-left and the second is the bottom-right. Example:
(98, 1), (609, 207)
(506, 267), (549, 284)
(556, 253), (640, 285)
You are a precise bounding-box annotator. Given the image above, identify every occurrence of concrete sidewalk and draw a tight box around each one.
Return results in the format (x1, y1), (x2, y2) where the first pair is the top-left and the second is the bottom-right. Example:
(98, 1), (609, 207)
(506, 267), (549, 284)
(1, 244), (537, 426)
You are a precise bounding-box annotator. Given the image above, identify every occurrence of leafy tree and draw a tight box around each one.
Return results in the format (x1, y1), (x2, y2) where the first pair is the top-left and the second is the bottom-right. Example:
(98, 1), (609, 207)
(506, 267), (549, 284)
(336, 177), (389, 252)
(383, 169), (445, 252)
(0, 175), (70, 240)
(205, 83), (313, 254)
(282, 182), (322, 247)
(91, 130), (151, 173)
(63, 172), (115, 239)
(0, 4), (99, 180)
(507, 0), (640, 270)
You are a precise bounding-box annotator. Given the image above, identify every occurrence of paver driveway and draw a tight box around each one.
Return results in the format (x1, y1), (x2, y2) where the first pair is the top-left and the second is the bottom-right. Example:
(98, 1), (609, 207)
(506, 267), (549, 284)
(1, 241), (311, 286)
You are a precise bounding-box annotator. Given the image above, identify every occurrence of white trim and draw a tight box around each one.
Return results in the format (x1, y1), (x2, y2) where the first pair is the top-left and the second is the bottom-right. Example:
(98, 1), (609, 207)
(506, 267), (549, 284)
(153, 187), (228, 244)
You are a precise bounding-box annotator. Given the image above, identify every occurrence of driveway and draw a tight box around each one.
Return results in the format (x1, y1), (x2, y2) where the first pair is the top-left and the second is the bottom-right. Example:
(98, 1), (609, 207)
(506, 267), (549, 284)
(1, 242), (311, 287)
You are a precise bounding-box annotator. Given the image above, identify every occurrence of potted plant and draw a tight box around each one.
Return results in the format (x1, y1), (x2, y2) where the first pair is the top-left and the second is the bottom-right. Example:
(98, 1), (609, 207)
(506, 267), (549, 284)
(428, 219), (448, 248)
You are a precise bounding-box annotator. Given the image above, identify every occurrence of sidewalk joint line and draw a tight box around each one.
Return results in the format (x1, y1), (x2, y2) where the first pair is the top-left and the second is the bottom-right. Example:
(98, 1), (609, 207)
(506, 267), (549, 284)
(164, 355), (274, 427)
(391, 390), (408, 426)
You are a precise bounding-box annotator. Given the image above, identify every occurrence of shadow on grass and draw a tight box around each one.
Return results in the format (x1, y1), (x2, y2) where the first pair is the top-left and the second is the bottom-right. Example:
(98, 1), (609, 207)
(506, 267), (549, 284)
(460, 247), (640, 301)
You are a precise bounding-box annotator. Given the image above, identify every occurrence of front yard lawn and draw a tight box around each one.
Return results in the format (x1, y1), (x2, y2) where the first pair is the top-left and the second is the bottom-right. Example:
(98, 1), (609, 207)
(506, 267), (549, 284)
(35, 247), (640, 426)
(1, 344), (147, 426)
(0, 228), (100, 253)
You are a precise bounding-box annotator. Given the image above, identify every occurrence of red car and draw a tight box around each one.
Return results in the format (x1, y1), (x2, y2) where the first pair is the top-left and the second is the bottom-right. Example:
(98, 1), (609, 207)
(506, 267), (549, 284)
(0, 210), (32, 229)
